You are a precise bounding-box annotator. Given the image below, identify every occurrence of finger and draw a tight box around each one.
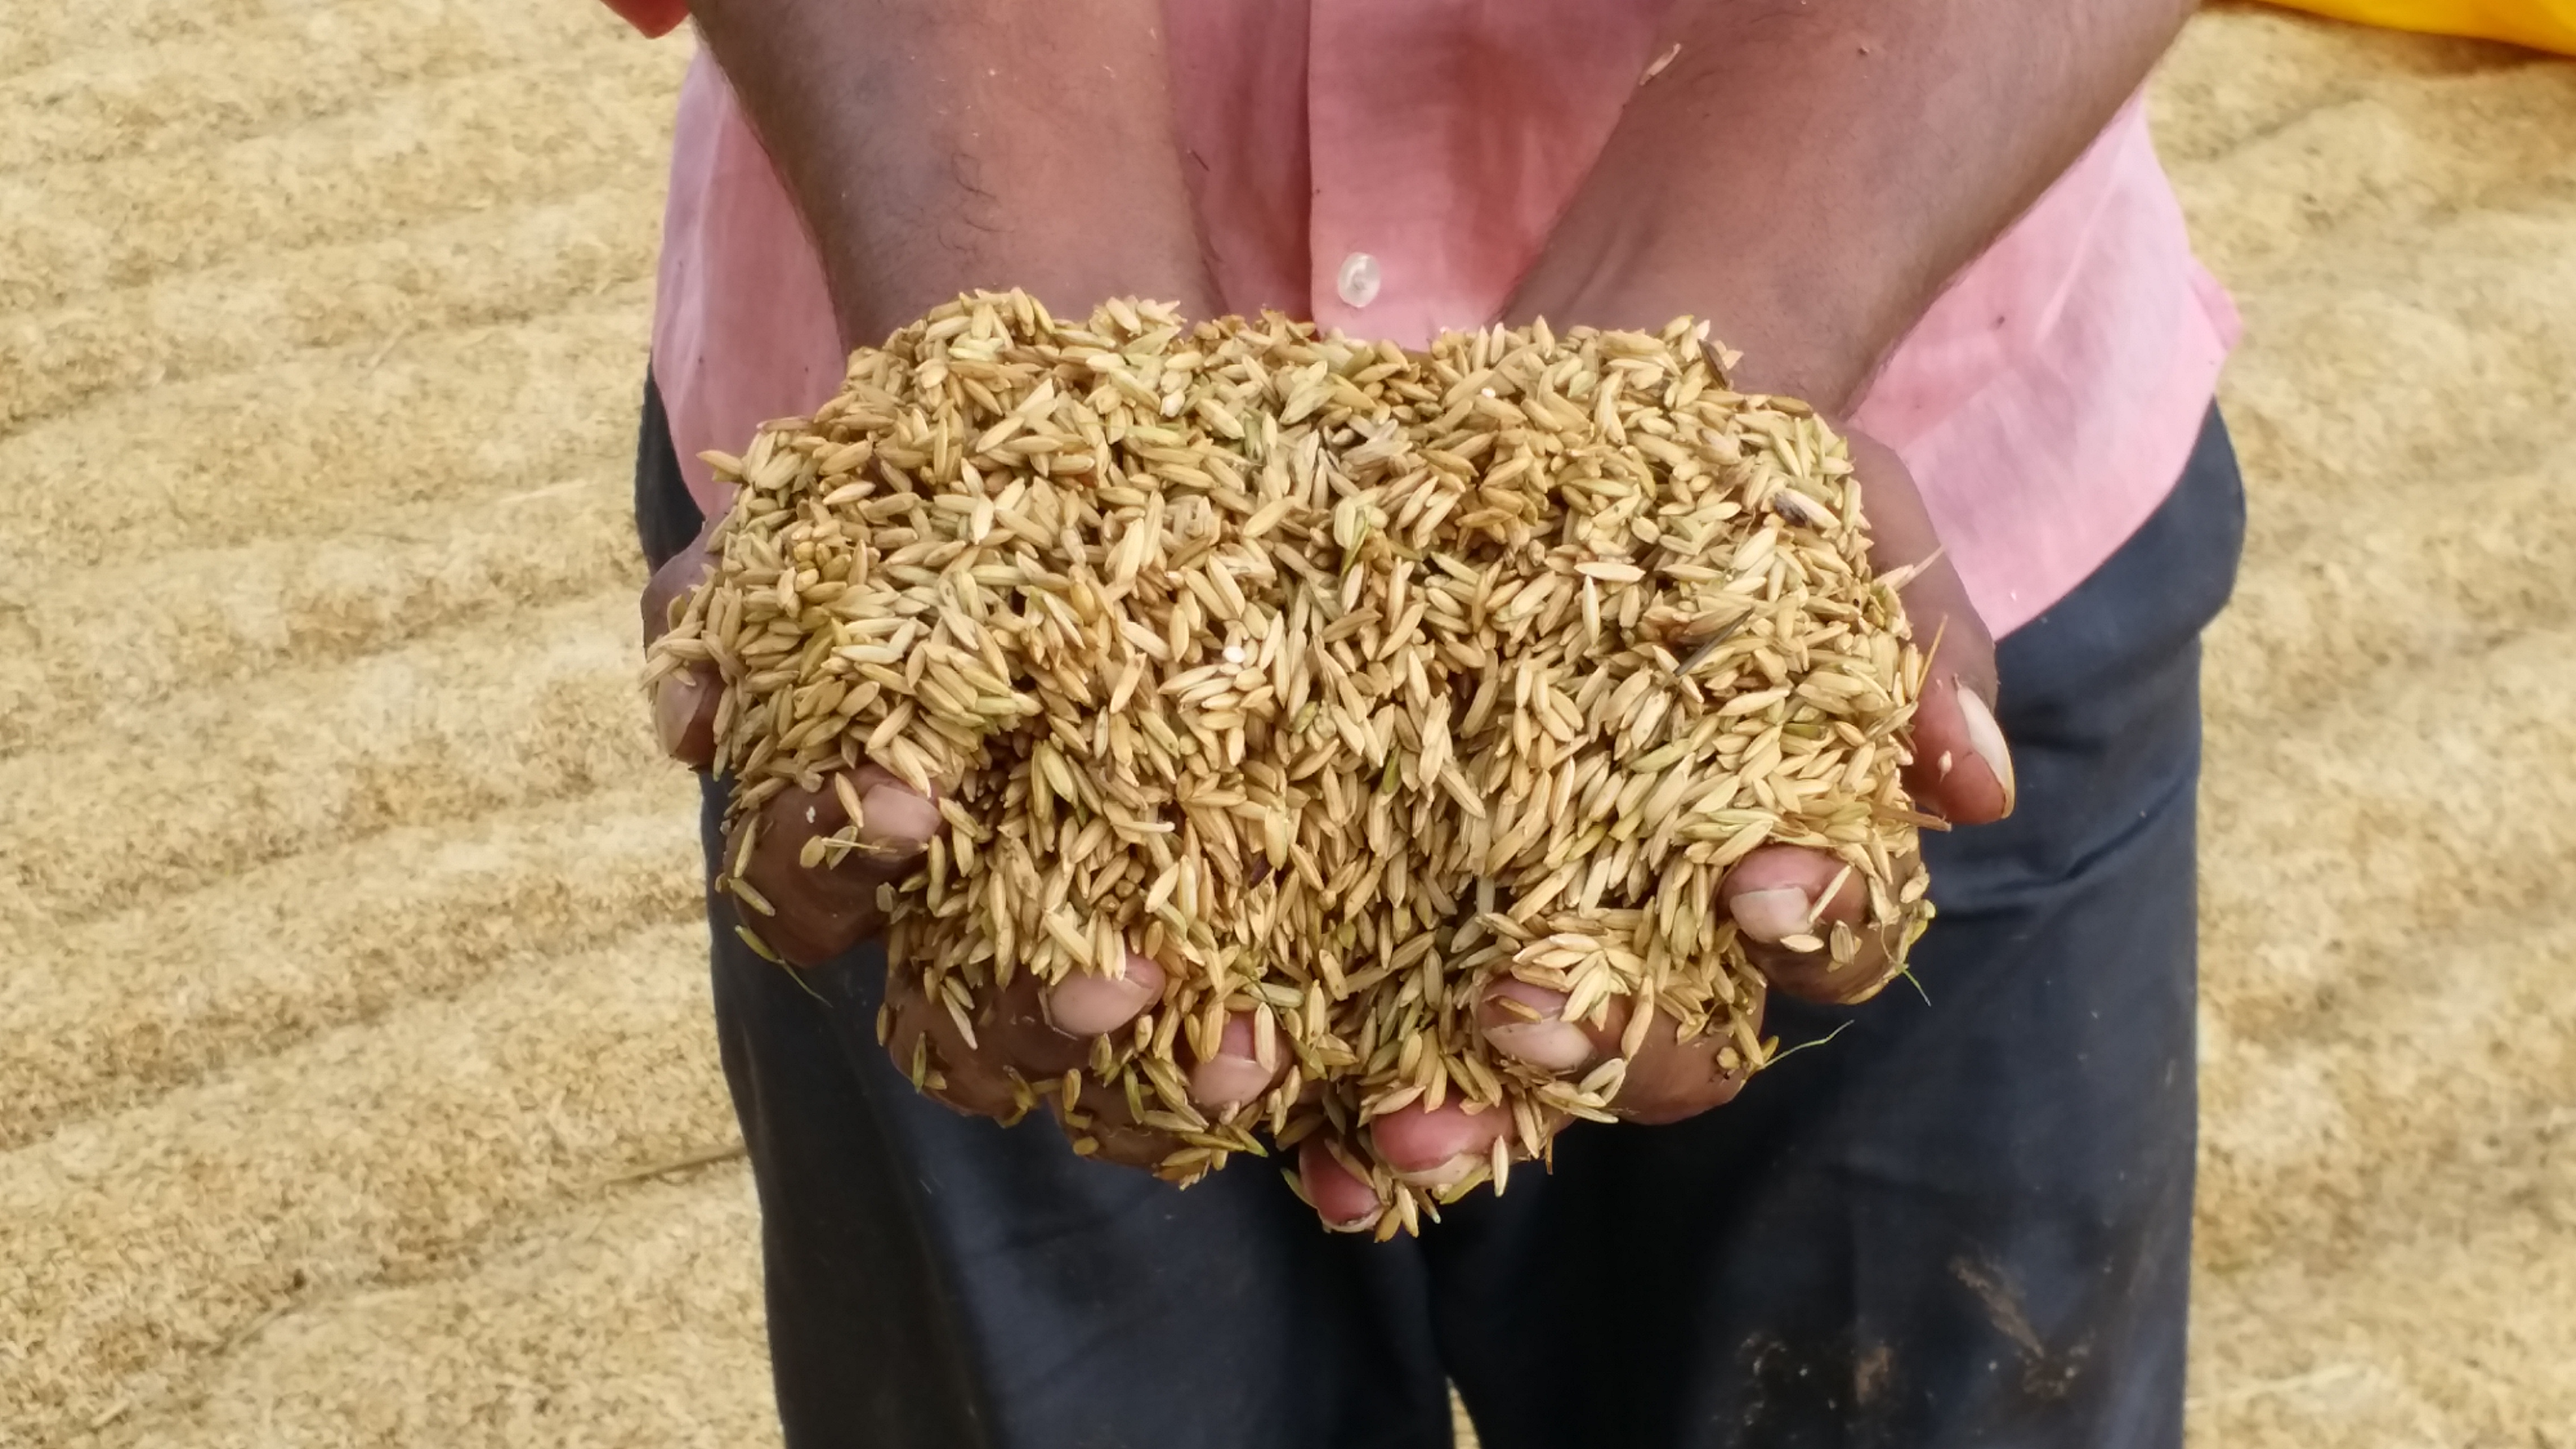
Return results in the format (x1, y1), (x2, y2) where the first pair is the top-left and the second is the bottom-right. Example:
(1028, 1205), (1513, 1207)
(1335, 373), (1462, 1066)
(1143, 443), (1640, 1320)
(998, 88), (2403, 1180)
(1585, 983), (1764, 1126)
(1479, 981), (1758, 1126)
(1479, 979), (1599, 1074)
(982, 950), (1164, 1079)
(1051, 1062), (1186, 1172)
(641, 510), (722, 648)
(731, 766), (941, 967)
(654, 664), (720, 769)
(1365, 1098), (1514, 1191)
(1842, 429), (2014, 823)
(1044, 951), (1166, 1040)
(1294, 1135), (1386, 1233)
(643, 513), (724, 769)
(1721, 844), (1910, 1005)
(995, 950), (1194, 1173)
(881, 968), (1021, 1120)
(1186, 1011), (1290, 1115)
(1012, 953), (1187, 1172)
(1914, 672), (2014, 822)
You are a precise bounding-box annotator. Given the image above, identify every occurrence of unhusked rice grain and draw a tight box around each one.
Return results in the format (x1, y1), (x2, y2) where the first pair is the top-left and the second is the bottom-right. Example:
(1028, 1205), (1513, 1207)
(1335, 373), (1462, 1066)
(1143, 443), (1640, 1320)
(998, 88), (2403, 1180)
(648, 291), (1937, 1232)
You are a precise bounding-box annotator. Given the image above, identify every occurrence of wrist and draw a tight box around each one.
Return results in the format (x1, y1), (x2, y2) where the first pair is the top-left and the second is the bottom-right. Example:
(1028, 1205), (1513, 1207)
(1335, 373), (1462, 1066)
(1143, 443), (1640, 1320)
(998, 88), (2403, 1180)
(696, 1), (1221, 353)
(1505, 236), (1883, 415)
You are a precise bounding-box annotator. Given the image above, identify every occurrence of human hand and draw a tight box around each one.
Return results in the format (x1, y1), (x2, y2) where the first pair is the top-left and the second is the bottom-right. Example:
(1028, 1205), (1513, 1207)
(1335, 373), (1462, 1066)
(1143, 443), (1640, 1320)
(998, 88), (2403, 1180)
(642, 512), (1291, 1169)
(1294, 419), (2016, 1232)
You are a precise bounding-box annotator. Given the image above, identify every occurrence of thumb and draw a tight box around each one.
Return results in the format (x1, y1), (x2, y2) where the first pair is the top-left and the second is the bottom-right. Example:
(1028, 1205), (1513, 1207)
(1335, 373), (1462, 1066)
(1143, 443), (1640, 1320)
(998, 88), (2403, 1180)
(1843, 428), (2014, 824)
(642, 510), (723, 771)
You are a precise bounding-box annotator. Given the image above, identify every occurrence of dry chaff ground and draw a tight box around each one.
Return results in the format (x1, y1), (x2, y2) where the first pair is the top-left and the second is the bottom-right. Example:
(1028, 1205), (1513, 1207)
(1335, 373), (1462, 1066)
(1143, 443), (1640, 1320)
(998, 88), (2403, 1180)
(3, 4), (2569, 1446)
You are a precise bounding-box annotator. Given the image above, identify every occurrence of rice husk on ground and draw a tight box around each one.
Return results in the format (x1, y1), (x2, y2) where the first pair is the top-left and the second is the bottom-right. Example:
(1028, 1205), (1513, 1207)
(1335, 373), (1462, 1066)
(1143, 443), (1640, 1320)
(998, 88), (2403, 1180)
(4, 4), (2573, 1446)
(657, 294), (1931, 1225)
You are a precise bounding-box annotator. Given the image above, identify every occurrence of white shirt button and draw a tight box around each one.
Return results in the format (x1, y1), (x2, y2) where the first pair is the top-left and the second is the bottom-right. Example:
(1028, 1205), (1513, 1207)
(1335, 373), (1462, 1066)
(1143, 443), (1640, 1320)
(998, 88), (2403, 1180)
(1336, 252), (1381, 309)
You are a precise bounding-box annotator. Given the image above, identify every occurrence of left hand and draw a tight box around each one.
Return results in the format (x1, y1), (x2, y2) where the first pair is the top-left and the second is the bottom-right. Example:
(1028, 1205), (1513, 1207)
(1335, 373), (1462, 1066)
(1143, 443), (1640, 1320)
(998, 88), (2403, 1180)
(645, 510), (1293, 1173)
(1296, 421), (2016, 1231)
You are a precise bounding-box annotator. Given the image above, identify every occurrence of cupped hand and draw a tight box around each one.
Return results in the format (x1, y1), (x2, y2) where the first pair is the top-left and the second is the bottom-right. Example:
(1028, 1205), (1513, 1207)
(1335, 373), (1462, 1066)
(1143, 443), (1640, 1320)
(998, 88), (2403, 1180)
(642, 516), (1289, 1169)
(1297, 423), (2016, 1232)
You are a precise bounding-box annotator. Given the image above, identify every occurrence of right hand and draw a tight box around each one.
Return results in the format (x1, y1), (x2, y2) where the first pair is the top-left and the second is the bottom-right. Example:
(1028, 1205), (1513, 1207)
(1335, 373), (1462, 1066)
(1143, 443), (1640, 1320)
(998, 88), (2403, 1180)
(1291, 423), (2019, 1232)
(642, 514), (1290, 1171)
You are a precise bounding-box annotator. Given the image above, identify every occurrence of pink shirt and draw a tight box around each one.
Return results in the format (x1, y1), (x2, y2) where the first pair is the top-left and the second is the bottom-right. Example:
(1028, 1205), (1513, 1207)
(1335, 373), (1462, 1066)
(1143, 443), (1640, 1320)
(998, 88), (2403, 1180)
(640, 3), (2239, 638)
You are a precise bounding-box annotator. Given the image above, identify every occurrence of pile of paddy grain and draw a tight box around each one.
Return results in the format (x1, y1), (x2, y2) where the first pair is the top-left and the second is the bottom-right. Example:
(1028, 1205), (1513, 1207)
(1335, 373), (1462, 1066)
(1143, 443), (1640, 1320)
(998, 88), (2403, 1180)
(648, 290), (1936, 1233)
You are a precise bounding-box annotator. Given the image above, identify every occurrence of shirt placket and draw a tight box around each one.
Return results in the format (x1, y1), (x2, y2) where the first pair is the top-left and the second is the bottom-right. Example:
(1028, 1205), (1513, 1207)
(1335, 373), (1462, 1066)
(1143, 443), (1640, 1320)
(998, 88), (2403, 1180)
(1305, 0), (1436, 347)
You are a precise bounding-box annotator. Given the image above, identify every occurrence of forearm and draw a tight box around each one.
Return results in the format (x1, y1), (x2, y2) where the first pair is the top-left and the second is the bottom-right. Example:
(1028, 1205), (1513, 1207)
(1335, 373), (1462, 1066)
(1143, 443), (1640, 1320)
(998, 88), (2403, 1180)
(1507, 0), (2193, 411)
(689, 0), (1218, 348)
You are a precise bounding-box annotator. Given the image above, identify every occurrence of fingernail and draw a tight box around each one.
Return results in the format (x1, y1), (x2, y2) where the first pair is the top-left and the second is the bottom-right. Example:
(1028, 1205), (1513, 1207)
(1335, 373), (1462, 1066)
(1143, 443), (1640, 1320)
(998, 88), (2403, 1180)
(859, 783), (941, 849)
(1188, 1054), (1273, 1110)
(1954, 685), (2016, 816)
(1317, 1197), (1383, 1233)
(1485, 1019), (1593, 1072)
(654, 674), (705, 757)
(1394, 1150), (1483, 1191)
(1043, 955), (1162, 1038)
(1730, 887), (1812, 944)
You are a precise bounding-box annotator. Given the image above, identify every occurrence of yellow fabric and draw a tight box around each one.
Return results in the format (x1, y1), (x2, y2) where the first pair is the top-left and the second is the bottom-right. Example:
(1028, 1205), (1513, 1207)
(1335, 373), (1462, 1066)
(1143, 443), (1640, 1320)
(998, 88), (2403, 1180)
(2261, 0), (2576, 54)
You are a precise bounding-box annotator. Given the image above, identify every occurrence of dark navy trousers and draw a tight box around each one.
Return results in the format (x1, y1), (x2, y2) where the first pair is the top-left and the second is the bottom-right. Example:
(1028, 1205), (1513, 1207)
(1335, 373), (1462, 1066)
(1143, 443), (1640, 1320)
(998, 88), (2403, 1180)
(635, 374), (2247, 1449)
